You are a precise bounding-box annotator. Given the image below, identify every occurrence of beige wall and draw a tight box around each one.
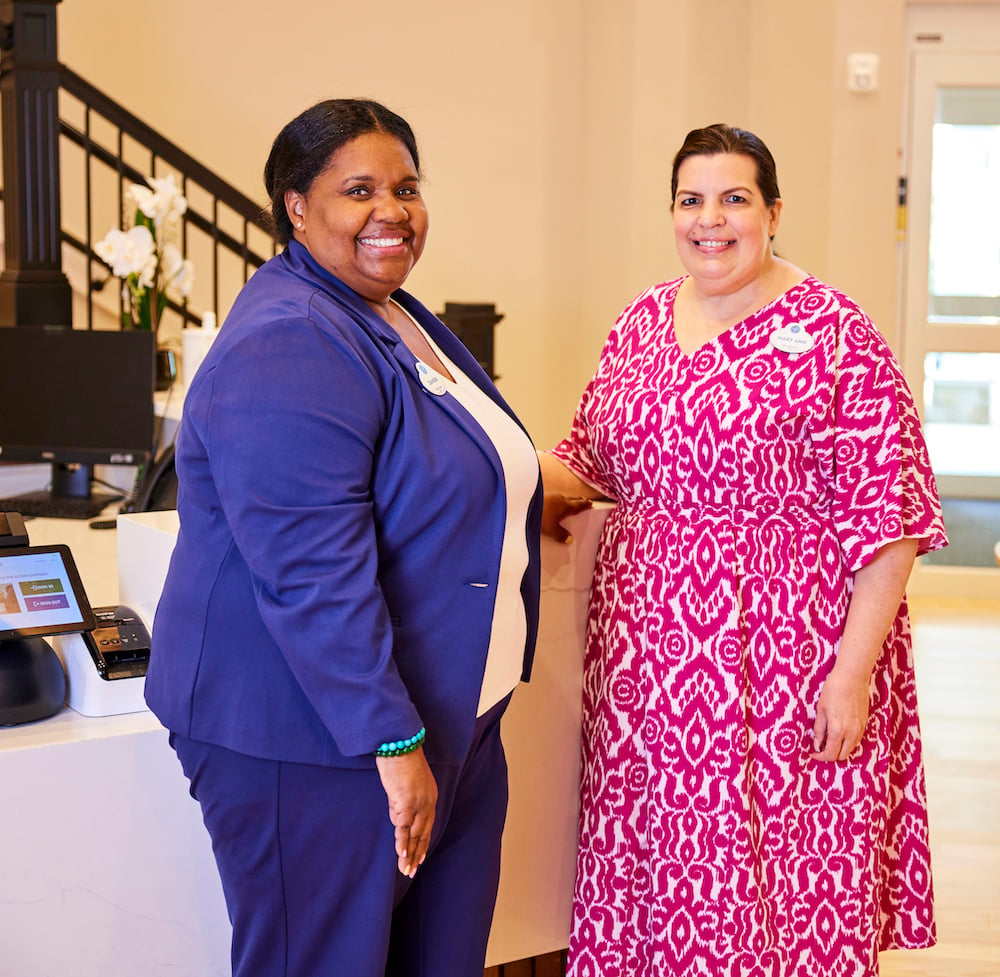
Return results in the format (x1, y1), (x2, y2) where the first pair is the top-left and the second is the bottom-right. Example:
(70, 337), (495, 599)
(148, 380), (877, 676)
(57, 0), (915, 446)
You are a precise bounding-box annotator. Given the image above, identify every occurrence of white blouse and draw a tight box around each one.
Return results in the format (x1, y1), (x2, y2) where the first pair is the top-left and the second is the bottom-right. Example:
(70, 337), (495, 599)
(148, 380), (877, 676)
(403, 312), (539, 716)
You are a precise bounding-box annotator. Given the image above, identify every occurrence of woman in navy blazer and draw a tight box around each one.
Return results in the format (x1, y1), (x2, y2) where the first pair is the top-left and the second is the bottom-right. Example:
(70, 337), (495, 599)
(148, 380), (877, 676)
(145, 100), (543, 977)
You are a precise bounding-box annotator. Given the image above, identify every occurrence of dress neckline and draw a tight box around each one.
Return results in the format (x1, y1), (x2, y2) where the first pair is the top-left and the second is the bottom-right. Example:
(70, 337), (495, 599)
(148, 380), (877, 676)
(667, 273), (814, 358)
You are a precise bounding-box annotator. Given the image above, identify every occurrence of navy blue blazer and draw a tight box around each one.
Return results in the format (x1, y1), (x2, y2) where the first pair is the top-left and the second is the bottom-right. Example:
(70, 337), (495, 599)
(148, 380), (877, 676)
(145, 241), (542, 768)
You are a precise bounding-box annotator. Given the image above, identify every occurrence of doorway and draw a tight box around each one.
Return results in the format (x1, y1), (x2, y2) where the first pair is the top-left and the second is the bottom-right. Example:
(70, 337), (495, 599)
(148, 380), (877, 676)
(903, 5), (1000, 596)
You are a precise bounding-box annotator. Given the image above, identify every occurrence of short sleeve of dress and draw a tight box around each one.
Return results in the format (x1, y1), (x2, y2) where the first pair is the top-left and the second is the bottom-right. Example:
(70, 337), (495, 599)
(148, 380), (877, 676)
(548, 301), (638, 501)
(549, 378), (618, 499)
(828, 302), (948, 571)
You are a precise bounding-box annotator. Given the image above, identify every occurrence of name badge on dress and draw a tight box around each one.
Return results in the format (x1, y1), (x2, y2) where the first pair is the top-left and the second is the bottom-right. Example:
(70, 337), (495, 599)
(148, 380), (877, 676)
(769, 324), (815, 354)
(416, 361), (449, 396)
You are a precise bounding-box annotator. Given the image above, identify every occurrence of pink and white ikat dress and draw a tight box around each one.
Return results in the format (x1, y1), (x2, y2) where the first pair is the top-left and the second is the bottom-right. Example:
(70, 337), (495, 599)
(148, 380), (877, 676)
(551, 276), (948, 977)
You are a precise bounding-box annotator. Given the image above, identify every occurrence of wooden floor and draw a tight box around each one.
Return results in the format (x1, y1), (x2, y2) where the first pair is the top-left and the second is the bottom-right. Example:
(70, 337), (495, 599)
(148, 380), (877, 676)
(880, 597), (1000, 977)
(487, 597), (1000, 977)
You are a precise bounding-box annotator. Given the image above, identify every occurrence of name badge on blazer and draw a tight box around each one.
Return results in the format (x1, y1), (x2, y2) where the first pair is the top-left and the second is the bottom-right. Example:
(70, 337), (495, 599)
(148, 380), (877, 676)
(416, 361), (449, 396)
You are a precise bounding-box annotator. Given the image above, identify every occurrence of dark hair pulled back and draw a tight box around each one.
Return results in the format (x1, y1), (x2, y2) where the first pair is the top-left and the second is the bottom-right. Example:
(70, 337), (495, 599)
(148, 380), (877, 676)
(670, 123), (780, 208)
(263, 98), (421, 246)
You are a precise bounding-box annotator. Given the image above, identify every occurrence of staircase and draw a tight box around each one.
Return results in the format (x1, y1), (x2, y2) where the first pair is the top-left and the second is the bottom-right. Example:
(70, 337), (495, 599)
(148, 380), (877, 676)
(0, 0), (275, 339)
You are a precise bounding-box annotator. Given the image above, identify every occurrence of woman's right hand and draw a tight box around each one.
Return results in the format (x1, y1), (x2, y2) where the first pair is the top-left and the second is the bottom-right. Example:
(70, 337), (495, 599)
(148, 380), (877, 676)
(375, 749), (438, 878)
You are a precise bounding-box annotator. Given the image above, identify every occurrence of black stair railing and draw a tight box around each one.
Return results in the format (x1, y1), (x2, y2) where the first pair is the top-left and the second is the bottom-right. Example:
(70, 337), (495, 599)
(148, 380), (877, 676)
(56, 64), (276, 332)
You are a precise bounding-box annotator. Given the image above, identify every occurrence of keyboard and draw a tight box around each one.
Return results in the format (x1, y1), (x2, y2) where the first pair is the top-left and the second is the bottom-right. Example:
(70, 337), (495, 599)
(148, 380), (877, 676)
(0, 490), (122, 520)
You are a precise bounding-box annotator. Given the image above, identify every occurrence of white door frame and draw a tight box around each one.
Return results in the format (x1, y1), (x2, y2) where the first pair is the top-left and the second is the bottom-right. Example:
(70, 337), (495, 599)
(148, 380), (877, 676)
(902, 6), (1000, 598)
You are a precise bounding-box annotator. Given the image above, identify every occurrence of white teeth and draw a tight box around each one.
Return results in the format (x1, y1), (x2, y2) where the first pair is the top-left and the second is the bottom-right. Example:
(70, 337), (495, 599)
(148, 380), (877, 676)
(696, 240), (730, 248)
(362, 236), (404, 248)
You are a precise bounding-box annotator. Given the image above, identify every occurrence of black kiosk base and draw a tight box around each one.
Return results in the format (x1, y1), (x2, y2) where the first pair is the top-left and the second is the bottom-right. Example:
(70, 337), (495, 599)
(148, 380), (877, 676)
(0, 636), (67, 726)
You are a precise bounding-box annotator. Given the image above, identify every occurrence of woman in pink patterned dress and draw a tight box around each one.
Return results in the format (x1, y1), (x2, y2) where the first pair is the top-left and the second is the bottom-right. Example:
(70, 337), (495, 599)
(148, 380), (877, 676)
(540, 124), (947, 977)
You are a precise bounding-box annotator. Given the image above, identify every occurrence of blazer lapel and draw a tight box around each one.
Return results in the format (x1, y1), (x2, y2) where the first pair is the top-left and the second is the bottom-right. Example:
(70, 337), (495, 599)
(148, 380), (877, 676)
(381, 316), (507, 481)
(282, 241), (511, 480)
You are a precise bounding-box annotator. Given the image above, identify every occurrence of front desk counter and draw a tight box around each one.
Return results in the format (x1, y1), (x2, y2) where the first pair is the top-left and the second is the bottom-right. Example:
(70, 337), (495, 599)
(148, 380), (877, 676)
(1, 505), (611, 976)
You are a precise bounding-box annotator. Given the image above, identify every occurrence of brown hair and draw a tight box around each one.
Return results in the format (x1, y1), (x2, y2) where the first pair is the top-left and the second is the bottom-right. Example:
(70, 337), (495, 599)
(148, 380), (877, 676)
(670, 123), (780, 207)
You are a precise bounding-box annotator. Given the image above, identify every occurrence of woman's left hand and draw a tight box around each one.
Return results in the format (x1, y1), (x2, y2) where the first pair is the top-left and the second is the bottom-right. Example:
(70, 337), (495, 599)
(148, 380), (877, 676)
(810, 537), (919, 762)
(375, 748), (438, 878)
(810, 667), (871, 762)
(541, 493), (593, 543)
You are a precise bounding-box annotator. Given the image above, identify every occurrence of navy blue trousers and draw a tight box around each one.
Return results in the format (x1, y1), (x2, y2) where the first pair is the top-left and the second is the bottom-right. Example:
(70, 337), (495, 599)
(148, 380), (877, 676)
(172, 697), (510, 977)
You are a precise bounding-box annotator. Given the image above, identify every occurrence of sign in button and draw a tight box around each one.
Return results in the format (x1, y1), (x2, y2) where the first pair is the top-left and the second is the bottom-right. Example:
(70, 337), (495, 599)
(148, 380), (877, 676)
(19, 578), (65, 597)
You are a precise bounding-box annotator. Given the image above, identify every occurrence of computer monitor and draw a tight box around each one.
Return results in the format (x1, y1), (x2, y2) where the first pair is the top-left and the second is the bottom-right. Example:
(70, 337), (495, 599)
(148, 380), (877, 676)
(0, 325), (155, 518)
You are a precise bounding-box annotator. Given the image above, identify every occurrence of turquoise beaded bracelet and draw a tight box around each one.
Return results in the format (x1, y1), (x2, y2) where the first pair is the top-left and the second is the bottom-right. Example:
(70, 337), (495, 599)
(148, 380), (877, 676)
(374, 726), (426, 758)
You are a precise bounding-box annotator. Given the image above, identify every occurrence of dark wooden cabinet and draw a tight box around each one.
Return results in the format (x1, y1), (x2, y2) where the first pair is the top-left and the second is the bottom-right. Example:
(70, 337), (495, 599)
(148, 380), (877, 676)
(437, 302), (504, 380)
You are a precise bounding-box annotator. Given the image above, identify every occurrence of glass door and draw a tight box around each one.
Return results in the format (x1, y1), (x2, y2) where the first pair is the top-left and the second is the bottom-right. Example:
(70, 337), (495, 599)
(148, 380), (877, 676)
(903, 31), (1000, 596)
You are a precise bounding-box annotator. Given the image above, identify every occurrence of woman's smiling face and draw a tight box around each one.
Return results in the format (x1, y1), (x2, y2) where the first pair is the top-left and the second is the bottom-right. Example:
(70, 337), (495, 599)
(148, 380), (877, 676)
(672, 152), (781, 296)
(285, 130), (428, 306)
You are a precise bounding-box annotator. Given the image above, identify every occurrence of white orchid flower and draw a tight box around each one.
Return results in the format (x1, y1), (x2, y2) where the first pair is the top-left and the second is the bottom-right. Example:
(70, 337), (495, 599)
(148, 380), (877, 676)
(161, 242), (195, 300)
(129, 173), (188, 228)
(136, 251), (158, 290)
(95, 225), (157, 278)
(96, 174), (194, 332)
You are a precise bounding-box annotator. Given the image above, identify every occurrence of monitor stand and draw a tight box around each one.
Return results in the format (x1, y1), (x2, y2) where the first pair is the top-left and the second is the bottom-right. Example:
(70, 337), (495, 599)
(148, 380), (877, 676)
(0, 464), (122, 520)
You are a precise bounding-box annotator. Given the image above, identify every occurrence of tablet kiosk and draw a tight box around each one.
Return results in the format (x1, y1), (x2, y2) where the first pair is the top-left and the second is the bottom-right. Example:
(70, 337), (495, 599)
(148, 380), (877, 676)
(0, 545), (95, 725)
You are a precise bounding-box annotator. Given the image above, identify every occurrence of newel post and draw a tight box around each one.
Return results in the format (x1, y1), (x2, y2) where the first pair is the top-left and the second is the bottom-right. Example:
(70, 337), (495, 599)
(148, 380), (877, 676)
(0, 0), (72, 326)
